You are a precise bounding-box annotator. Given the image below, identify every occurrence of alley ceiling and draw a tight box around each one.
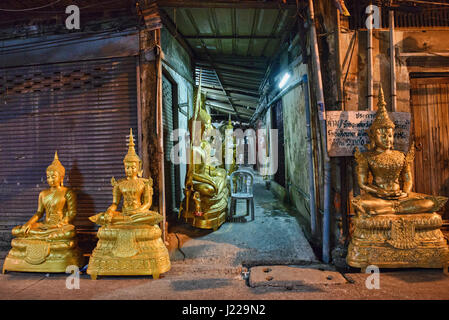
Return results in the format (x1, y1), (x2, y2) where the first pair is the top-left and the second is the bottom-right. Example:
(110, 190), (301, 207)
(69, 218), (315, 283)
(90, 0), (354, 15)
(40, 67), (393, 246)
(158, 0), (299, 122)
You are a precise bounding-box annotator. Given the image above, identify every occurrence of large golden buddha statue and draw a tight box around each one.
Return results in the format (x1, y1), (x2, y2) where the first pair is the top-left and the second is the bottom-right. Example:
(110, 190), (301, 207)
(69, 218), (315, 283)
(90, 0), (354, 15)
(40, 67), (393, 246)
(347, 88), (449, 272)
(87, 129), (170, 279)
(179, 90), (229, 230)
(2, 152), (83, 273)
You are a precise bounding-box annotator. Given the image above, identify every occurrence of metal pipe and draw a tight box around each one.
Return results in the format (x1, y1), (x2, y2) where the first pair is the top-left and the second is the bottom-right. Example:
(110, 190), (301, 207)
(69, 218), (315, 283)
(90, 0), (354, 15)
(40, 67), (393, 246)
(389, 9), (397, 111)
(155, 28), (167, 244)
(303, 74), (318, 238)
(367, 5), (374, 111)
(308, 0), (332, 263)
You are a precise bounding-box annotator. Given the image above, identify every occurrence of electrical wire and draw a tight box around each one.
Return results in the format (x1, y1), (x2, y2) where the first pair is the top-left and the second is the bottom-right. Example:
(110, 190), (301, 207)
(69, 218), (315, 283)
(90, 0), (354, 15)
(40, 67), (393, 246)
(0, 0), (62, 12)
(395, 0), (449, 7)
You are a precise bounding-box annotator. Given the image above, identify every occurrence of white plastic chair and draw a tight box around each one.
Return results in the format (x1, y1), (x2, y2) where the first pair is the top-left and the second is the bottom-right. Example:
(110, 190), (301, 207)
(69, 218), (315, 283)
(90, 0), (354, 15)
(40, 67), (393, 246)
(228, 169), (255, 222)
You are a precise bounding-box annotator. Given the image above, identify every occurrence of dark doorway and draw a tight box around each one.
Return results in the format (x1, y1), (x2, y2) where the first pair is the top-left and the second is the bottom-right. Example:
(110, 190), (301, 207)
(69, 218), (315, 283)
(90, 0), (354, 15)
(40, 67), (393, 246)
(162, 71), (180, 216)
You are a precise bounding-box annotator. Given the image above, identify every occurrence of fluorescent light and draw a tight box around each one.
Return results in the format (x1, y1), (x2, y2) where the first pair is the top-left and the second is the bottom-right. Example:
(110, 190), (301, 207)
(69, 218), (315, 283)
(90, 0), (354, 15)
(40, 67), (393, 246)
(278, 72), (290, 89)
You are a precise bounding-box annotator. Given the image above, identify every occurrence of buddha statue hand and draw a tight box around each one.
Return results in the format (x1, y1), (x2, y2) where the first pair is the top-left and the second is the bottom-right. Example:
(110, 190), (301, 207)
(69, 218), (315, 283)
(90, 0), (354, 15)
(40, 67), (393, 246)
(19, 223), (33, 235)
(373, 187), (405, 199)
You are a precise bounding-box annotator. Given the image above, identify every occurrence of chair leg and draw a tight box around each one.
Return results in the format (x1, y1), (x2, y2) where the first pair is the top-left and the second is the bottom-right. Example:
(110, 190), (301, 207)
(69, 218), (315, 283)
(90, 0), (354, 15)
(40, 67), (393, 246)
(231, 198), (236, 217)
(245, 199), (250, 216)
(251, 198), (255, 221)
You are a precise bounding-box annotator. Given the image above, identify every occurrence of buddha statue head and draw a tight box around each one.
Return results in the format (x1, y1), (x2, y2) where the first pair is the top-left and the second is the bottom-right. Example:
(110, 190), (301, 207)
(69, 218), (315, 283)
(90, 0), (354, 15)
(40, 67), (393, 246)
(188, 106), (212, 145)
(366, 87), (396, 151)
(123, 128), (142, 178)
(46, 151), (65, 187)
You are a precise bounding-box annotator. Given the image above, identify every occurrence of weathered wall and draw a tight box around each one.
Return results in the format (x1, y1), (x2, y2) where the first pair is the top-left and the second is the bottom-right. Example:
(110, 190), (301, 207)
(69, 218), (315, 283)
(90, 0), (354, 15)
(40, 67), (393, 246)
(161, 27), (194, 205)
(282, 63), (311, 225)
(340, 28), (449, 113)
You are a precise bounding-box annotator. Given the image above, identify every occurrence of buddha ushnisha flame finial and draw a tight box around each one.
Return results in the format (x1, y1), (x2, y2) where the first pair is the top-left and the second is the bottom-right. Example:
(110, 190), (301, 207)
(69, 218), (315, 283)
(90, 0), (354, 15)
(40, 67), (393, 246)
(47, 151), (65, 186)
(369, 86), (395, 134)
(123, 128), (141, 164)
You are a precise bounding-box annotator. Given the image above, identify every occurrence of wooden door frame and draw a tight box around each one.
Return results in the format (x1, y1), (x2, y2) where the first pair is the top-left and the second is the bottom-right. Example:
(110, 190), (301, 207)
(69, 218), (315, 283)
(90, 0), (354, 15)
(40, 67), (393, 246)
(410, 72), (449, 225)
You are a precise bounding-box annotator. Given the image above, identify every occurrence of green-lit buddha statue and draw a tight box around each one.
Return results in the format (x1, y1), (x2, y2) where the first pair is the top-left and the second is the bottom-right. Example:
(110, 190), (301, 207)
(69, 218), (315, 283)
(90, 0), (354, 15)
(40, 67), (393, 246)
(87, 129), (170, 279)
(220, 117), (237, 175)
(347, 88), (449, 272)
(180, 90), (229, 230)
(2, 152), (83, 273)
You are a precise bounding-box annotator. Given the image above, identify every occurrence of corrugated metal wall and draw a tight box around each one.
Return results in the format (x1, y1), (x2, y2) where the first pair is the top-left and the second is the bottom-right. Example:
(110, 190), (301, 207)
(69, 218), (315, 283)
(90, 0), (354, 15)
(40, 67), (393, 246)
(0, 56), (138, 237)
(162, 74), (177, 215)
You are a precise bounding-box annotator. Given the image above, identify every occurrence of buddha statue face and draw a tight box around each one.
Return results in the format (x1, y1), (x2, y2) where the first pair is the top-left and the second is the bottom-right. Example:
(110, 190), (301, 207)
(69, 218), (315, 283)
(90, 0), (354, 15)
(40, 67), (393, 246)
(46, 169), (63, 187)
(124, 161), (140, 179)
(372, 127), (394, 151)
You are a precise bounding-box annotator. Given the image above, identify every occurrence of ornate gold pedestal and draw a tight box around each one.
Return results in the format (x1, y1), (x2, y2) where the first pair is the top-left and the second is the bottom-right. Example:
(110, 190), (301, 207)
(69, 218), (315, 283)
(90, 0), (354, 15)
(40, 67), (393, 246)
(87, 224), (170, 279)
(3, 238), (83, 273)
(347, 212), (449, 272)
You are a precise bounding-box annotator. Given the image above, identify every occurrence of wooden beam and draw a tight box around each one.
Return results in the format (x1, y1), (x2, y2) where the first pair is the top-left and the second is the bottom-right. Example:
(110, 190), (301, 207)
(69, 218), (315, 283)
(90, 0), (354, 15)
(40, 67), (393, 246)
(185, 35), (278, 40)
(159, 8), (195, 58)
(196, 60), (266, 75)
(157, 0), (296, 9)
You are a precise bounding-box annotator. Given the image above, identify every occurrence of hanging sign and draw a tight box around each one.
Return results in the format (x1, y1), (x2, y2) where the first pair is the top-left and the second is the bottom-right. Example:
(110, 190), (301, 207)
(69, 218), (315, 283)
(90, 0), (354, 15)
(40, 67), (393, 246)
(326, 111), (411, 157)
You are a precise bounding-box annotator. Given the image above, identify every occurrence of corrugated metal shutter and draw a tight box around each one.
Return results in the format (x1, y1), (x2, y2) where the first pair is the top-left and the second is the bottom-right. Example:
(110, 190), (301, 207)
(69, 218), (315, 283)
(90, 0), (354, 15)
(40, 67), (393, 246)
(0, 56), (138, 240)
(162, 74), (176, 215)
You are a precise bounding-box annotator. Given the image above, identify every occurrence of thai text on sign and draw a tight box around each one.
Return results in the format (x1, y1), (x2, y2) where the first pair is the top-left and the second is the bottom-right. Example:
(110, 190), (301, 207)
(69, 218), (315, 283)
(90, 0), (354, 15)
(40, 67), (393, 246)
(326, 111), (411, 157)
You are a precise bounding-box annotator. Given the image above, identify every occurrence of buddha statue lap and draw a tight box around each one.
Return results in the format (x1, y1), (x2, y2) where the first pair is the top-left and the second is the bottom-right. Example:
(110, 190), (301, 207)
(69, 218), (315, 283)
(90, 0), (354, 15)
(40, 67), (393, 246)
(86, 129), (170, 279)
(180, 91), (229, 230)
(347, 88), (449, 272)
(2, 152), (83, 273)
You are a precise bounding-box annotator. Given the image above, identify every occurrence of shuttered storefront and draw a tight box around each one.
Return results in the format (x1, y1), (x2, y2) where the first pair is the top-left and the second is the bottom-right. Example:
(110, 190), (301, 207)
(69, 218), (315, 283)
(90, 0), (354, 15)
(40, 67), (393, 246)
(162, 74), (177, 215)
(0, 56), (138, 241)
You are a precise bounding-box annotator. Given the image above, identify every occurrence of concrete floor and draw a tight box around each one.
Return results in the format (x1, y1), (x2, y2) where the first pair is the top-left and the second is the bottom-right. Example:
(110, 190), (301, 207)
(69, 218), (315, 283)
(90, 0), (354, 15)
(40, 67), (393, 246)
(1, 171), (449, 300)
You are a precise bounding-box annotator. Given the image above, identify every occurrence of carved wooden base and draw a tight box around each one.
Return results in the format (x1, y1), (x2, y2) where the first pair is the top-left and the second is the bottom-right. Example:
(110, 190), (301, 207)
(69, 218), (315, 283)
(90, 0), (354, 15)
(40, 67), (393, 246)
(2, 238), (83, 273)
(86, 224), (170, 278)
(347, 213), (449, 271)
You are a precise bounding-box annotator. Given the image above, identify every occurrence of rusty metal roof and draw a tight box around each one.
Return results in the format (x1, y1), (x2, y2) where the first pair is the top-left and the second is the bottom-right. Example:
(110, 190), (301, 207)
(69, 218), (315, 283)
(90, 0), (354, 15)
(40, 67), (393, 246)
(160, 3), (298, 121)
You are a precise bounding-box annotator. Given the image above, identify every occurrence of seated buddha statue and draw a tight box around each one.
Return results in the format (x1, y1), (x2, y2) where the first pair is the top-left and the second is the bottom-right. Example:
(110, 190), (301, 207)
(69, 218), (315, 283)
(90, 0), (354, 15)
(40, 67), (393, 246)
(220, 118), (237, 175)
(347, 88), (449, 272)
(2, 152), (82, 273)
(87, 129), (170, 279)
(180, 91), (229, 230)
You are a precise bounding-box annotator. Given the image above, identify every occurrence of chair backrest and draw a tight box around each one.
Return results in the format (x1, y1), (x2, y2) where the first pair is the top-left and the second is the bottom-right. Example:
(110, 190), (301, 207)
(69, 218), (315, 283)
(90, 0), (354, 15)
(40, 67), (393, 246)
(229, 169), (254, 196)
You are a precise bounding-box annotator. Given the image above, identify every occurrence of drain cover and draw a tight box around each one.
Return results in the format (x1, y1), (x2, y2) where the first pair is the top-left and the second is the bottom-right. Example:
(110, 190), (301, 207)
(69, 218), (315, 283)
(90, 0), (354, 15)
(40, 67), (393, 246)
(249, 265), (347, 288)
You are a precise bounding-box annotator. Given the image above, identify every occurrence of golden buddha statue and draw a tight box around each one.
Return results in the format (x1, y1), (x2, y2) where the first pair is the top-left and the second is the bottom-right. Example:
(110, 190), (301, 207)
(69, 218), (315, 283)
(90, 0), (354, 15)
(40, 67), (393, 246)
(220, 117), (237, 175)
(347, 88), (449, 272)
(2, 152), (83, 273)
(87, 129), (170, 279)
(180, 90), (229, 230)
